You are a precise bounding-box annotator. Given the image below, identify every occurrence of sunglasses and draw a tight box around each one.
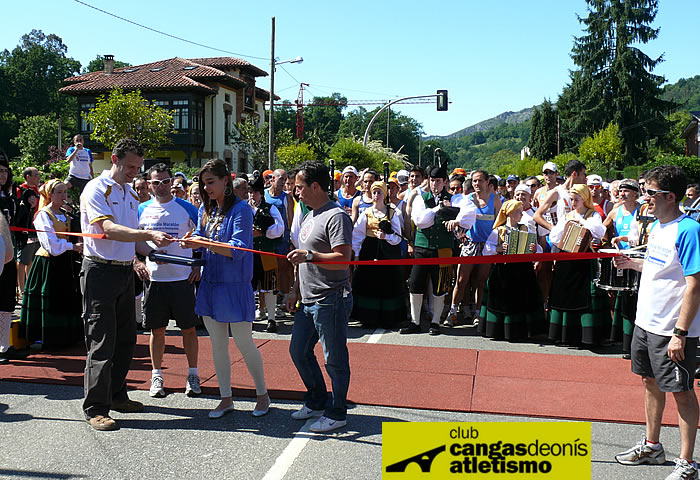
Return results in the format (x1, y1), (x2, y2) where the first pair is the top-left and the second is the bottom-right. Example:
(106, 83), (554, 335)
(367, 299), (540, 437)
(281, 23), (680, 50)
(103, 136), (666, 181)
(149, 177), (173, 186)
(543, 170), (556, 175)
(526, 183), (538, 188)
(449, 186), (463, 192)
(645, 188), (670, 197)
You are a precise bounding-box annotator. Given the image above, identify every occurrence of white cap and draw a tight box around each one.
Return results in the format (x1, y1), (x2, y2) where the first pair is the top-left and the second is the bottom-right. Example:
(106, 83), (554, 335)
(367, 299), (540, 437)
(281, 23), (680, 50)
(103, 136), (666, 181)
(396, 169), (409, 185)
(602, 181), (610, 191)
(542, 162), (558, 173)
(514, 183), (531, 196)
(586, 174), (603, 186)
(341, 166), (359, 177)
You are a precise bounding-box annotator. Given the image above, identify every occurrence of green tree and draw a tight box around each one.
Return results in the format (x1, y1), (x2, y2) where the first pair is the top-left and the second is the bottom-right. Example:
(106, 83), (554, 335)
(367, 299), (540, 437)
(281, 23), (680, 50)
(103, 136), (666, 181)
(82, 55), (132, 73)
(329, 137), (407, 173)
(529, 99), (557, 160)
(337, 106), (422, 164)
(578, 123), (623, 178)
(85, 88), (175, 157)
(232, 118), (294, 172)
(276, 143), (317, 170)
(302, 94), (347, 147)
(11, 115), (67, 165)
(0, 29), (81, 157)
(558, 0), (671, 164)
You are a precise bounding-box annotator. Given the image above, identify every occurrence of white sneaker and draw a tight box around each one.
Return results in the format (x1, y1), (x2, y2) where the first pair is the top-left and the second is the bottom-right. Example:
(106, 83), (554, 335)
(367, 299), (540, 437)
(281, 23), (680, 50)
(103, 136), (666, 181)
(665, 458), (699, 480)
(290, 404), (324, 420)
(310, 416), (347, 433)
(149, 376), (165, 398)
(255, 309), (266, 321)
(185, 374), (201, 397)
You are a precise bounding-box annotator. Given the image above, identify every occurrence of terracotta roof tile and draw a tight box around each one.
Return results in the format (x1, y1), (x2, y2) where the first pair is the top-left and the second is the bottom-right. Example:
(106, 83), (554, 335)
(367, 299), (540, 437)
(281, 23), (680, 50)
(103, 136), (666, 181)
(189, 57), (268, 77)
(60, 57), (255, 96)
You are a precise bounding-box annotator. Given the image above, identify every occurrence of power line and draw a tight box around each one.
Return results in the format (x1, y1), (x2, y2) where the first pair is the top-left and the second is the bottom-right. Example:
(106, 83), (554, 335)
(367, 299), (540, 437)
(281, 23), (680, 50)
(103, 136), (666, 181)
(73, 0), (268, 61)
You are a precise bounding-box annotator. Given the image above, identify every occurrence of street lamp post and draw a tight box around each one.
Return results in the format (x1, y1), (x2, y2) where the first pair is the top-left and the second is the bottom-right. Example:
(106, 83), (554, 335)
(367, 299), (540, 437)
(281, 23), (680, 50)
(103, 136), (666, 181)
(268, 16), (303, 169)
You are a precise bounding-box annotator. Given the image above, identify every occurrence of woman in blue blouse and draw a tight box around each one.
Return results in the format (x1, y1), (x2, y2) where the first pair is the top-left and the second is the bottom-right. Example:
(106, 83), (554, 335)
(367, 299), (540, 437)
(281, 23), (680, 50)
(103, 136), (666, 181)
(182, 159), (270, 419)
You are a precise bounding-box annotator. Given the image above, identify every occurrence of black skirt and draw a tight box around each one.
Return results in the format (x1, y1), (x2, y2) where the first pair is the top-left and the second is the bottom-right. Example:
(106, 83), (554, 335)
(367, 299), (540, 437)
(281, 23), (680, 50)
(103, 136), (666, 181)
(351, 236), (406, 329)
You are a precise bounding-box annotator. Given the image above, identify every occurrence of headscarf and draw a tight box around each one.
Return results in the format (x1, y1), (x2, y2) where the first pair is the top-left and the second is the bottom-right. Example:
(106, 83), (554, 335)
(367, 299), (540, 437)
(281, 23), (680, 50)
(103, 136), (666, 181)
(493, 199), (523, 229)
(370, 181), (388, 201)
(570, 184), (595, 210)
(38, 179), (62, 212)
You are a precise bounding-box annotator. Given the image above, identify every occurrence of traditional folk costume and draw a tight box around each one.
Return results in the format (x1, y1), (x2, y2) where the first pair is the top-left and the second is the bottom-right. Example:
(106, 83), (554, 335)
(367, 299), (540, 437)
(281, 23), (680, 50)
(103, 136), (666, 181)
(478, 200), (546, 341)
(250, 175), (284, 332)
(403, 166), (476, 334)
(351, 182), (405, 329)
(20, 182), (82, 348)
(548, 184), (609, 346)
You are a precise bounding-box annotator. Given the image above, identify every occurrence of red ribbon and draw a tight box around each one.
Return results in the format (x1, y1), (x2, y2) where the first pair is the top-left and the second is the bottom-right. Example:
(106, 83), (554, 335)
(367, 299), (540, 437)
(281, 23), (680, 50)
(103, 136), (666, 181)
(10, 226), (106, 239)
(10, 226), (620, 266)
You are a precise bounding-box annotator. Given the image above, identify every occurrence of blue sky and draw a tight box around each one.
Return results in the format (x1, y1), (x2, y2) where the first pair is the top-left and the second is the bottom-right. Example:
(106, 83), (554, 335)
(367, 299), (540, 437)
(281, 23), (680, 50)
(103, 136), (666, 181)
(2, 0), (698, 137)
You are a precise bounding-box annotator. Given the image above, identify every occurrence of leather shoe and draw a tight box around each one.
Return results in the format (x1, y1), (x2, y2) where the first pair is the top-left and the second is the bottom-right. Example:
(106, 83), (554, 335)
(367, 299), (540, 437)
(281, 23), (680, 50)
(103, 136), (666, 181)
(252, 404), (270, 417)
(208, 404), (234, 419)
(0, 347), (29, 360)
(111, 399), (144, 413)
(88, 415), (118, 431)
(399, 323), (421, 334)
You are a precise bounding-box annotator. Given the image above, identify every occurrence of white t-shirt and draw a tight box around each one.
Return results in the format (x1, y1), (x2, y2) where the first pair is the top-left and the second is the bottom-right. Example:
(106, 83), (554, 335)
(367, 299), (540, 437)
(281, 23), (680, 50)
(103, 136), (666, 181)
(138, 197), (198, 282)
(636, 215), (700, 336)
(66, 146), (93, 179)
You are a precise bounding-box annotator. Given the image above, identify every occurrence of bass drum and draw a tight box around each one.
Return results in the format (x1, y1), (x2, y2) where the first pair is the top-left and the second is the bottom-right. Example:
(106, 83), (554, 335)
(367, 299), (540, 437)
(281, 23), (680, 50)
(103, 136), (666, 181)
(594, 249), (644, 292)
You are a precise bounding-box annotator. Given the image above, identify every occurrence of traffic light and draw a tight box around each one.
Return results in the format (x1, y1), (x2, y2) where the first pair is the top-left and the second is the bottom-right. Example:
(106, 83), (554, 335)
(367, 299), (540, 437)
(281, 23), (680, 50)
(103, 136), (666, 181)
(436, 90), (448, 111)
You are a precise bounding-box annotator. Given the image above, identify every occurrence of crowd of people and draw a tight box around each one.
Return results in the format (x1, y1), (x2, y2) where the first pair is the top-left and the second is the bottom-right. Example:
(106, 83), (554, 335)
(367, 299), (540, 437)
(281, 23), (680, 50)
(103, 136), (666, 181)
(2, 134), (700, 477)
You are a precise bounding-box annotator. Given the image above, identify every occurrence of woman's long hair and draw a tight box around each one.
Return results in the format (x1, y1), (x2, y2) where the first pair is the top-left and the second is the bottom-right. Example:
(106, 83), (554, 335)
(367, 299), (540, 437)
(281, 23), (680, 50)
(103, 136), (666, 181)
(0, 157), (14, 196)
(198, 159), (237, 227)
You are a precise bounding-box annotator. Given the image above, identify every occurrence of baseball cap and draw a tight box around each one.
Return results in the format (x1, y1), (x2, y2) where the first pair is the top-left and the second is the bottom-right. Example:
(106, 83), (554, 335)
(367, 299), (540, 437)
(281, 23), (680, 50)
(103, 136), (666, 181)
(174, 171), (188, 181)
(341, 166), (359, 177)
(586, 174), (603, 187)
(396, 169), (409, 185)
(514, 184), (530, 196)
(506, 174), (520, 182)
(619, 178), (639, 192)
(262, 169), (274, 178)
(542, 162), (558, 173)
(451, 167), (467, 177)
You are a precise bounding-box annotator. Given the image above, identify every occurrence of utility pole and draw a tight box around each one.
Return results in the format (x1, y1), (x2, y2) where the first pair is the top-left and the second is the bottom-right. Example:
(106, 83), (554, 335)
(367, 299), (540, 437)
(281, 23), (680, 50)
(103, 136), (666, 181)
(268, 16), (275, 169)
(386, 105), (390, 148)
(557, 114), (561, 156)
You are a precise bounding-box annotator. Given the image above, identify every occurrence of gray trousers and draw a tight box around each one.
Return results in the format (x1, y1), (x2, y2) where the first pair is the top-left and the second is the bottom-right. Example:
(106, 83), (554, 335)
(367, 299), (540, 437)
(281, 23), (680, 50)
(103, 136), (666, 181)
(80, 258), (136, 419)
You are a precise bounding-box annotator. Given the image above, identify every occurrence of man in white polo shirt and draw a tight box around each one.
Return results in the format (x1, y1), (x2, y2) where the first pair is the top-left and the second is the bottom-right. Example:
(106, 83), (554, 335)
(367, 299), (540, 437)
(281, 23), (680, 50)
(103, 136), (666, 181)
(614, 165), (700, 480)
(137, 163), (201, 399)
(80, 138), (174, 431)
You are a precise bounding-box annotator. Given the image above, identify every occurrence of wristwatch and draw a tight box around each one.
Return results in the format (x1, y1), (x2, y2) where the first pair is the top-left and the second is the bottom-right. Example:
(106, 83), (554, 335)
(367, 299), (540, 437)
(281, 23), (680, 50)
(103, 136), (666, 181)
(673, 327), (688, 337)
(305, 250), (314, 262)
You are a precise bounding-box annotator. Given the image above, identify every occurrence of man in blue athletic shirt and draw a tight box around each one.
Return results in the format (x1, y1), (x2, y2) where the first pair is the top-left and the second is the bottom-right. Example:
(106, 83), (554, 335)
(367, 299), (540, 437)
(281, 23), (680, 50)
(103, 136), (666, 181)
(614, 166), (700, 480)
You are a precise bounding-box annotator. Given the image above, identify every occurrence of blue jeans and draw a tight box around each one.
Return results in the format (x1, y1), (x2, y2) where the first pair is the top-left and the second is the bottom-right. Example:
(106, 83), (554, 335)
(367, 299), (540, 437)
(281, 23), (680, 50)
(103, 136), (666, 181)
(289, 289), (352, 421)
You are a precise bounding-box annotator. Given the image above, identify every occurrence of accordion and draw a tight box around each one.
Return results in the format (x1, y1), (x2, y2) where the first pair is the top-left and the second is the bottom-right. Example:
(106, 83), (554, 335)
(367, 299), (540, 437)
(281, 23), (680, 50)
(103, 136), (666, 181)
(558, 220), (593, 253)
(504, 226), (537, 254)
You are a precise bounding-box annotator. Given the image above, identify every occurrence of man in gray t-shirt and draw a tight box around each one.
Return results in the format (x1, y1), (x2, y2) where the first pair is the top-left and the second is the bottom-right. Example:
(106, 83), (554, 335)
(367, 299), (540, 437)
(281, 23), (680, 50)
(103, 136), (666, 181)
(286, 162), (353, 433)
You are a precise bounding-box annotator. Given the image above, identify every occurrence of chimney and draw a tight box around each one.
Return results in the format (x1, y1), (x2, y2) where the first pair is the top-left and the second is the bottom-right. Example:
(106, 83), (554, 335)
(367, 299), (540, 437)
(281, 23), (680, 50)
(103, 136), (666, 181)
(104, 54), (114, 75)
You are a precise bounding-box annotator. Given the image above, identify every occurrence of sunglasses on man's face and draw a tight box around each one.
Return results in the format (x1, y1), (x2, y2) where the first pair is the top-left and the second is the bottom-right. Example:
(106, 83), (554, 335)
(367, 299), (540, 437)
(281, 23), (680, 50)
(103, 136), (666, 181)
(543, 171), (556, 175)
(149, 177), (172, 187)
(645, 188), (671, 197)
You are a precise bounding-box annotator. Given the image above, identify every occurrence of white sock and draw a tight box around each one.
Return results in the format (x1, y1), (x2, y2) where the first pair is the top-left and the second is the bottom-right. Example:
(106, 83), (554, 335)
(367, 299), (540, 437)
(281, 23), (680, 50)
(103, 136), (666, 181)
(645, 439), (662, 450)
(264, 292), (277, 322)
(188, 367), (199, 376)
(152, 369), (163, 378)
(432, 294), (446, 324)
(409, 293), (423, 326)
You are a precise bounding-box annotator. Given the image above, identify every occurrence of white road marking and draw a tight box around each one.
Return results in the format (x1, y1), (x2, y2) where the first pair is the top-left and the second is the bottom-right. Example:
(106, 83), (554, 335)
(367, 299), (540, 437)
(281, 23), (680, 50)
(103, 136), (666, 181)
(261, 418), (316, 480)
(367, 328), (385, 344)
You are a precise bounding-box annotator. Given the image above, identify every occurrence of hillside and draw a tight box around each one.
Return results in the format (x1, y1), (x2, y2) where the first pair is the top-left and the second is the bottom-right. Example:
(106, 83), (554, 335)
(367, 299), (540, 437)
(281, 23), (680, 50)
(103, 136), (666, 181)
(442, 107), (535, 140)
(661, 74), (700, 111)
